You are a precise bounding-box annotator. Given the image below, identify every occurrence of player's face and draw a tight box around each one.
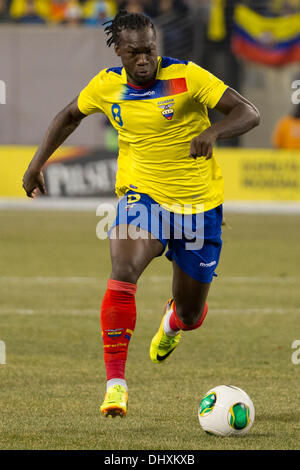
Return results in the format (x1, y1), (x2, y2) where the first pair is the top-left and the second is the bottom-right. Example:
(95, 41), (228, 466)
(115, 27), (158, 86)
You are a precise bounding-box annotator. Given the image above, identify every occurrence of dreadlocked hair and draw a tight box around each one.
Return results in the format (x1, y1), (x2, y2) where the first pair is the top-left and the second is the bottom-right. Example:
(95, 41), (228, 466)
(104, 9), (155, 47)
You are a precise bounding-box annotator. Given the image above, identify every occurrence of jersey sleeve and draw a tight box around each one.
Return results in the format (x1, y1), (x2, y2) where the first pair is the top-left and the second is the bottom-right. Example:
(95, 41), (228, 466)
(187, 61), (228, 109)
(77, 70), (106, 115)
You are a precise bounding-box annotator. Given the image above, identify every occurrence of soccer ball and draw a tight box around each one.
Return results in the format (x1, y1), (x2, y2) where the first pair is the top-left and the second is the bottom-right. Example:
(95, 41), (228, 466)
(198, 385), (255, 436)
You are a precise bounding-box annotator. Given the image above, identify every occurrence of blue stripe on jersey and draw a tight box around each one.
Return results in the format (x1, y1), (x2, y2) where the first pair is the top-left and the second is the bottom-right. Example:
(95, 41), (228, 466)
(161, 56), (189, 68)
(106, 67), (123, 75)
(122, 82), (160, 100)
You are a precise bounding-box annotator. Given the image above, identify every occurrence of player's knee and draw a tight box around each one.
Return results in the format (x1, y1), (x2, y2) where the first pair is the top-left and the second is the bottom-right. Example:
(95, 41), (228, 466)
(110, 261), (139, 284)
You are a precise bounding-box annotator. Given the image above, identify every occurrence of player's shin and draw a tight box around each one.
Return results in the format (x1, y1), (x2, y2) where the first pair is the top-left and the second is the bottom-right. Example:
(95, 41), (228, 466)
(100, 279), (137, 391)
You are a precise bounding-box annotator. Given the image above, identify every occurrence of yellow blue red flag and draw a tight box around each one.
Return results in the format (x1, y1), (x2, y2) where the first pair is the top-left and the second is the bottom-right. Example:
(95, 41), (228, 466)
(232, 4), (300, 66)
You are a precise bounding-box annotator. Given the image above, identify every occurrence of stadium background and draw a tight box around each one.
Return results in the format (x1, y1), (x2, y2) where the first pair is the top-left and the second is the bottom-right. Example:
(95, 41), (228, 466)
(0, 0), (300, 451)
(1, 0), (299, 202)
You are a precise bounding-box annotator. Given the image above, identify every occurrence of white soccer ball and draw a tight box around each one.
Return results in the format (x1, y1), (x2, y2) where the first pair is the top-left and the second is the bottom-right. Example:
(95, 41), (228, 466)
(198, 385), (255, 436)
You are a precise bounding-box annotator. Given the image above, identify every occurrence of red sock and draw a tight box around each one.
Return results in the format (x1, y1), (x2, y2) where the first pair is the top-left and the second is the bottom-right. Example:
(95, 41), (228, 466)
(169, 301), (208, 331)
(100, 279), (137, 383)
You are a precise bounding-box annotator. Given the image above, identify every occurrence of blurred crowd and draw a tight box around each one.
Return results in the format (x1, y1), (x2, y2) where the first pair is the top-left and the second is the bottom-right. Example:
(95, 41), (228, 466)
(0, 0), (198, 25)
(1, 0), (298, 26)
(1, 0), (299, 149)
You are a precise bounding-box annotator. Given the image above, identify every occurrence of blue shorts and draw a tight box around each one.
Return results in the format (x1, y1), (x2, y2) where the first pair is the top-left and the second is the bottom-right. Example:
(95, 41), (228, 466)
(109, 191), (223, 283)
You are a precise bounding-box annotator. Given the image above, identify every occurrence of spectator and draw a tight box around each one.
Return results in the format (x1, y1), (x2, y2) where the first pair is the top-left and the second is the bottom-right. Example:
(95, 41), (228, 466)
(18, 0), (46, 23)
(272, 103), (300, 150)
(49, 0), (68, 23)
(64, 0), (83, 24)
(192, 0), (241, 147)
(83, 0), (116, 26)
(146, 0), (194, 61)
(0, 0), (11, 22)
(117, 0), (146, 14)
(10, 0), (49, 22)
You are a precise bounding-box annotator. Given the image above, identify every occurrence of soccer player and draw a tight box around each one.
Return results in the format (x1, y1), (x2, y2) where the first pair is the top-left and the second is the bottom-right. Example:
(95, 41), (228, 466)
(22, 10), (260, 418)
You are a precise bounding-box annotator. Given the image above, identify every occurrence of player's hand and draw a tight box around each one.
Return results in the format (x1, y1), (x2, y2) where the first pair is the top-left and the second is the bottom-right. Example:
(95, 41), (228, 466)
(189, 127), (218, 160)
(22, 167), (46, 198)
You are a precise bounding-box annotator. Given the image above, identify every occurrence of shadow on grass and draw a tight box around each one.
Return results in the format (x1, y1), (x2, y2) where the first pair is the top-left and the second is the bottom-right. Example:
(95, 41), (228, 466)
(257, 411), (300, 423)
(203, 432), (274, 439)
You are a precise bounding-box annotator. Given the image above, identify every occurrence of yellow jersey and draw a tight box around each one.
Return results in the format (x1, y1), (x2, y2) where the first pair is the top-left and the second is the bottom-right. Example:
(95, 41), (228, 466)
(78, 56), (228, 213)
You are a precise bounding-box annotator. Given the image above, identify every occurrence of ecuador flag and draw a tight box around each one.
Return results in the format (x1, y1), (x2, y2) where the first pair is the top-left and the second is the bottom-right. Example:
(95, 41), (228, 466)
(232, 4), (300, 66)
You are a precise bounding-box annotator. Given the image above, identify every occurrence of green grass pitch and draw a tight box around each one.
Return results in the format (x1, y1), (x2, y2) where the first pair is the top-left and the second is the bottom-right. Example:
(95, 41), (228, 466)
(0, 209), (299, 450)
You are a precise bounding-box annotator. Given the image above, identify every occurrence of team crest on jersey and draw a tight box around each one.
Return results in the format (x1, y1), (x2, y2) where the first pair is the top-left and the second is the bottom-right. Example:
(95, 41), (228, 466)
(158, 99), (175, 121)
(161, 105), (174, 120)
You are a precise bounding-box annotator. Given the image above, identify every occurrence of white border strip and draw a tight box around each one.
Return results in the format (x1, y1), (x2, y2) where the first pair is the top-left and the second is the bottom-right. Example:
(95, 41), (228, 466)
(0, 197), (117, 211)
(1, 198), (300, 213)
(223, 200), (300, 214)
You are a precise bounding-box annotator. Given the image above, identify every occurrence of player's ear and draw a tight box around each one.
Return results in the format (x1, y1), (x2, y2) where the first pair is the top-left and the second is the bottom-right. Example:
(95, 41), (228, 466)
(114, 44), (121, 57)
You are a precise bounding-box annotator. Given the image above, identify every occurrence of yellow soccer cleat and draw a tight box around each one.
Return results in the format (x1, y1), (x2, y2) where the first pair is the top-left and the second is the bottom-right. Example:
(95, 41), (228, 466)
(150, 298), (181, 364)
(100, 384), (128, 418)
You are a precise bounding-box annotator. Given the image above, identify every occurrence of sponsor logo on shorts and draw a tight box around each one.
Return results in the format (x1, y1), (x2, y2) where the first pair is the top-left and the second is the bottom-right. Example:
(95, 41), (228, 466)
(199, 261), (216, 267)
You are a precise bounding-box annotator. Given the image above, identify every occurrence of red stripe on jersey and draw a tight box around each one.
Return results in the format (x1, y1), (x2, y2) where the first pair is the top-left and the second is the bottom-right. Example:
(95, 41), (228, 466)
(168, 78), (188, 95)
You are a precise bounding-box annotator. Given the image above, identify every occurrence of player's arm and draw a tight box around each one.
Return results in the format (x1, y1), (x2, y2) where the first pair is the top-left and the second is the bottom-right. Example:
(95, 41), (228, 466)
(22, 97), (86, 198)
(190, 87), (260, 159)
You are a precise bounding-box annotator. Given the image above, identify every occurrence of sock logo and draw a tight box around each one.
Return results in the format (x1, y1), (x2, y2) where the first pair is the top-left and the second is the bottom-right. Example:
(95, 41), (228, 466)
(105, 328), (124, 339)
(102, 328), (133, 340)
